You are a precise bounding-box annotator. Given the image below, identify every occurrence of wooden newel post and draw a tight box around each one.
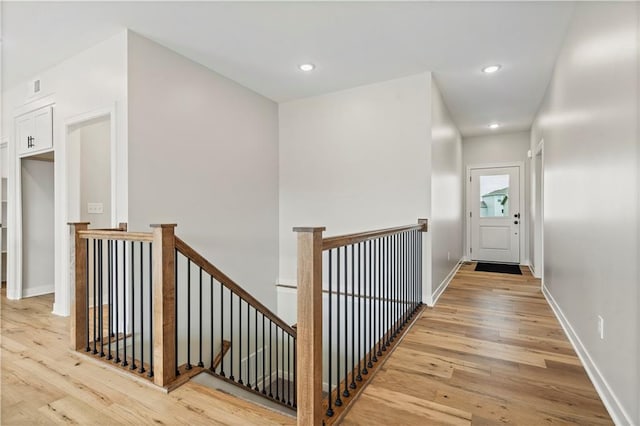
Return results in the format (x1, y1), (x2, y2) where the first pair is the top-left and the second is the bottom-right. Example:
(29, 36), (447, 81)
(418, 218), (428, 232)
(294, 226), (325, 426)
(151, 223), (177, 387)
(69, 222), (90, 350)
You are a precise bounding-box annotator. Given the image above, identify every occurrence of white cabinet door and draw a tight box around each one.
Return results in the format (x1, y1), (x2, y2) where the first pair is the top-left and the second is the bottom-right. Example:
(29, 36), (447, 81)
(16, 106), (53, 156)
(33, 107), (53, 152)
(16, 114), (33, 155)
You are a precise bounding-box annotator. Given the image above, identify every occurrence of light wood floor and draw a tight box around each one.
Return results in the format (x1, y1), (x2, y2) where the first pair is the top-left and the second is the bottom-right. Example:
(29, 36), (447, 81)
(0, 289), (295, 425)
(342, 263), (612, 425)
(1, 265), (612, 425)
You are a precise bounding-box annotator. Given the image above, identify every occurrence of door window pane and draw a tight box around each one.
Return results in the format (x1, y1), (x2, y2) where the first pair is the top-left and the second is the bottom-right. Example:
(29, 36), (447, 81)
(480, 175), (509, 217)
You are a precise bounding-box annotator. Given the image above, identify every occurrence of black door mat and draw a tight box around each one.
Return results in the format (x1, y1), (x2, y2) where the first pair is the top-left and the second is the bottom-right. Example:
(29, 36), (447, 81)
(475, 262), (522, 275)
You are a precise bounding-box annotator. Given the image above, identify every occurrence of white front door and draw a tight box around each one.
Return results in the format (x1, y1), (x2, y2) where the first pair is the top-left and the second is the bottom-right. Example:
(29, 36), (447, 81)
(470, 166), (520, 263)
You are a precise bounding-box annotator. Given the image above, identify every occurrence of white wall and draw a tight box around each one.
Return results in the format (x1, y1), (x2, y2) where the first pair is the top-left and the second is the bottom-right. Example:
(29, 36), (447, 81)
(429, 78), (463, 303)
(21, 158), (54, 297)
(462, 131), (530, 263)
(127, 32), (280, 309)
(278, 73), (431, 291)
(531, 3), (638, 424)
(1, 31), (128, 314)
(78, 116), (111, 228)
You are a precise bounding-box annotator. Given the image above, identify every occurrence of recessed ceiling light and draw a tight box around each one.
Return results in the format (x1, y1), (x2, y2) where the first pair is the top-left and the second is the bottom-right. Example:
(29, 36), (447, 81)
(482, 65), (501, 74)
(299, 63), (315, 72)
(488, 123), (500, 129)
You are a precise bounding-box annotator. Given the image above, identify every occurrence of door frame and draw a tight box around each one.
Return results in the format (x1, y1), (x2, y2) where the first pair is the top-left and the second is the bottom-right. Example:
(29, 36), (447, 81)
(466, 161), (526, 264)
(57, 105), (118, 316)
(532, 140), (544, 281)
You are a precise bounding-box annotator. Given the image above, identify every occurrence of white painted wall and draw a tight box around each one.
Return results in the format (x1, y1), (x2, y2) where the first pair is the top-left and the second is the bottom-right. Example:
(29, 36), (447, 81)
(278, 73), (431, 292)
(531, 3), (638, 424)
(430, 78), (463, 303)
(462, 131), (530, 263)
(127, 32), (279, 309)
(1, 31), (128, 314)
(78, 116), (111, 228)
(21, 158), (54, 297)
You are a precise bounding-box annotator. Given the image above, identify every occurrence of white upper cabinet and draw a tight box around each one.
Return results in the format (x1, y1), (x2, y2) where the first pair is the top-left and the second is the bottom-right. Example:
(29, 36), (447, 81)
(16, 106), (53, 156)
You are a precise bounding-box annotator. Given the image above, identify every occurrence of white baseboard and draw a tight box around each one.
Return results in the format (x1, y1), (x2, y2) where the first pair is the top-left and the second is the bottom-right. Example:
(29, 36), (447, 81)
(22, 284), (54, 298)
(541, 284), (634, 426)
(428, 259), (463, 307)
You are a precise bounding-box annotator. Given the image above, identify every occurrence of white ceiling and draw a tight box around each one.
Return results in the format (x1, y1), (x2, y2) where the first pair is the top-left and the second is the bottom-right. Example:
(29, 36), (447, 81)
(1, 1), (574, 136)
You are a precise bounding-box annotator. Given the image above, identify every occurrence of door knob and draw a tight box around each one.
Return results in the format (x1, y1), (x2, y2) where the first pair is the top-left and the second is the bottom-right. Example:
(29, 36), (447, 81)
(514, 220), (519, 225)
(514, 213), (520, 219)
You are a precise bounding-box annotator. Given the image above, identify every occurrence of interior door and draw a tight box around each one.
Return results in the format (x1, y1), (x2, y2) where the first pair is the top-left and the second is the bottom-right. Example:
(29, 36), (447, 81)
(470, 166), (520, 263)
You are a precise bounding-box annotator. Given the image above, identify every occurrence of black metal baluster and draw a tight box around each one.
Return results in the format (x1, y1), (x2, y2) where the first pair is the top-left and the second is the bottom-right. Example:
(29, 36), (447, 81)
(230, 291), (234, 381)
(175, 249), (179, 376)
(343, 245), (350, 398)
(148, 243), (154, 377)
(275, 321), (279, 400)
(186, 259), (192, 371)
(357, 242), (362, 381)
(115, 241), (120, 363)
(198, 267), (204, 368)
(366, 239), (372, 371)
(262, 313), (266, 394)
(393, 234), (397, 339)
(254, 308), (259, 391)
(238, 299), (243, 385)
(350, 244), (356, 390)
(335, 247), (342, 407)
(93, 239), (97, 355)
(293, 335), (297, 408)
(86, 239), (91, 352)
(220, 284), (225, 377)
(139, 242), (145, 373)
(198, 268), (204, 368)
(269, 319), (273, 398)
(122, 240), (128, 367)
(327, 249), (334, 417)
(210, 276), (214, 372)
(130, 241), (137, 369)
(287, 331), (291, 405)
(419, 231), (423, 306)
(382, 236), (391, 351)
(99, 240), (104, 357)
(246, 300), (251, 387)
(375, 238), (381, 360)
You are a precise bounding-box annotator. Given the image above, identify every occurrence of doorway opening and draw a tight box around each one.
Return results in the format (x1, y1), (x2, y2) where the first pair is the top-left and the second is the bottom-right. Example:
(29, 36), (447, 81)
(68, 115), (113, 228)
(21, 151), (55, 297)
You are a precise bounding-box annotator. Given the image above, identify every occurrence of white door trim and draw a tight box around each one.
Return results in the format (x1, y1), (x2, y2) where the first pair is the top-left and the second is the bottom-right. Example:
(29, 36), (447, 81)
(55, 104), (118, 317)
(466, 161), (526, 264)
(532, 140), (544, 282)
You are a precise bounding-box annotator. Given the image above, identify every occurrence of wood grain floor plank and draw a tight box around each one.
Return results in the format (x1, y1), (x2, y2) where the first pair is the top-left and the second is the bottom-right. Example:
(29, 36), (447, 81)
(342, 263), (612, 425)
(0, 289), (295, 426)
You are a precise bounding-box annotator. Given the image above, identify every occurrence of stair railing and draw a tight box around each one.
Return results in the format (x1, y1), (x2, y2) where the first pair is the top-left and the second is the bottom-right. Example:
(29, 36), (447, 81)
(174, 237), (297, 408)
(294, 219), (428, 425)
(69, 222), (296, 409)
(68, 222), (169, 385)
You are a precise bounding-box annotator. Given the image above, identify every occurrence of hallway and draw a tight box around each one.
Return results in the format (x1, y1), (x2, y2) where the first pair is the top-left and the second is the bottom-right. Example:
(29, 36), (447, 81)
(342, 264), (612, 425)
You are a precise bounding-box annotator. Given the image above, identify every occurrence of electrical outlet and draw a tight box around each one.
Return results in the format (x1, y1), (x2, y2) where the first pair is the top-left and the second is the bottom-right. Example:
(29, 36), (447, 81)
(597, 315), (604, 340)
(87, 203), (104, 214)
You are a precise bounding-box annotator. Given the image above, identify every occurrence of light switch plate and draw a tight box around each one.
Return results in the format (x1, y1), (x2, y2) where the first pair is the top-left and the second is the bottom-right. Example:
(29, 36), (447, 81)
(87, 203), (104, 214)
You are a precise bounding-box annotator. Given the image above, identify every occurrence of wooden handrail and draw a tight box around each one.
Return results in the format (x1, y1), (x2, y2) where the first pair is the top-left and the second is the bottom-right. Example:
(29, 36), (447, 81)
(295, 219), (428, 426)
(77, 230), (153, 242)
(322, 219), (428, 250)
(175, 237), (297, 337)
